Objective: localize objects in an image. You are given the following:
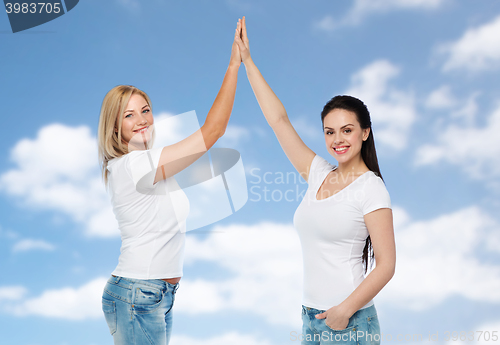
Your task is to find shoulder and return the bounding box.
[358,172,391,214]
[361,171,389,192]
[106,155,127,172]
[308,154,336,185]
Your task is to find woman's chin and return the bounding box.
[128,138,151,150]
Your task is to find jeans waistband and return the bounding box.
[302,304,377,318]
[107,275,179,293]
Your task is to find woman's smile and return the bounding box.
[333,145,350,154]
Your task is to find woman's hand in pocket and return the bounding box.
[315,305,350,331]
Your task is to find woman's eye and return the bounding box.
[325,131,333,135]
[143,109,150,114]
[344,129,351,133]
[125,114,132,118]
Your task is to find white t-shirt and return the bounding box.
[107,147,190,279]
[293,154,391,311]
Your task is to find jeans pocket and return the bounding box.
[102,297,117,335]
[133,285,163,312]
[321,320,358,344]
[324,321,356,333]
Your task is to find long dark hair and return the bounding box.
[321,95,383,273]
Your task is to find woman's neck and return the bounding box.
[335,155,369,176]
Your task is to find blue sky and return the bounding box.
[1,0,500,344]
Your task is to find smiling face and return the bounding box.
[116,93,154,150]
[323,108,370,164]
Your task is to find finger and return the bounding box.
[234,35,246,51]
[242,16,249,44]
[315,312,326,319]
[238,18,242,39]
[235,22,242,44]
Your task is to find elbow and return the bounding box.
[268,113,288,129]
[387,261,396,281]
[211,126,225,141]
[217,127,226,138]
[377,259,396,282]
[201,124,225,148]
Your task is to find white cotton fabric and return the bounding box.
[106,147,190,279]
[293,154,391,311]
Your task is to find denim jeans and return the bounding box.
[301,304,381,345]
[102,275,179,345]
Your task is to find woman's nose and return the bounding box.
[137,114,148,125]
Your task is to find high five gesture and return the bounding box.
[235,16,316,181]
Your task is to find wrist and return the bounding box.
[228,62,241,70]
[336,302,355,319]
[243,56,254,66]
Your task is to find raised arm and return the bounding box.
[235,16,315,181]
[151,22,242,184]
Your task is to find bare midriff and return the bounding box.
[112,275,181,285]
[162,277,181,284]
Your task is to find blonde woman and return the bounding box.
[235,17,395,345]
[97,22,242,344]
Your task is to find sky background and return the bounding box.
[1,0,500,344]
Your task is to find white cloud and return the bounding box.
[0,112,245,238]
[314,0,447,31]
[450,91,480,126]
[0,286,27,301]
[291,117,321,140]
[179,206,500,321]
[345,60,417,151]
[313,15,337,32]
[172,332,274,345]
[2,205,499,322]
[152,111,249,150]
[439,15,500,72]
[152,111,195,148]
[414,102,500,178]
[425,85,457,109]
[2,277,107,320]
[215,124,251,149]
[442,320,500,345]
[175,222,304,327]
[12,239,55,253]
[378,206,500,310]
[0,123,118,237]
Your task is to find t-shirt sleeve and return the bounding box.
[127,147,164,192]
[360,175,392,216]
[307,154,335,186]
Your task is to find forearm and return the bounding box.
[243,58,288,126]
[201,63,239,147]
[338,263,395,318]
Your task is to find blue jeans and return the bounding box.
[102,275,179,345]
[301,304,381,345]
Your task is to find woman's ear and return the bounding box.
[363,128,370,141]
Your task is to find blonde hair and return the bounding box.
[97,85,156,188]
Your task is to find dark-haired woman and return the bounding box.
[235,17,395,345]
